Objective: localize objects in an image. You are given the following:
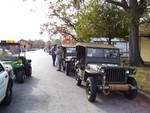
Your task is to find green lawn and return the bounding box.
[121,24,150,95]
[134,67,150,94]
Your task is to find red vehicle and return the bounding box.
[40,43,45,49]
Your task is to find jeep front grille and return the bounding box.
[105,68,126,83]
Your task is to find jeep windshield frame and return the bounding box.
[76,42,121,65]
[66,47,76,56]
[86,47,120,64]
[62,44,76,58]
[87,48,120,58]
[0,43,21,61]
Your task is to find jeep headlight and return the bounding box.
[125,69,130,74]
[65,57,71,61]
[100,68,105,74]
[18,59,23,64]
[71,58,74,61]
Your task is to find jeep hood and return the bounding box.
[87,63,120,72]
[65,56,76,61]
[66,56,76,59]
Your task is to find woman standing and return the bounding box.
[51,44,57,66]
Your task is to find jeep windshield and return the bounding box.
[0,45,20,61]
[66,47,76,55]
[87,48,119,58]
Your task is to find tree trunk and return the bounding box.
[108,32,112,44]
[129,21,145,66]
[105,0,146,66]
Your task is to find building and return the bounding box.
[18,39,33,50]
[139,23,150,62]
[91,38,129,56]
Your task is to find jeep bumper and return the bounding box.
[98,84,137,91]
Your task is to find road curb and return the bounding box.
[138,90,150,100]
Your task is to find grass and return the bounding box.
[115,24,150,95]
[133,67,150,95]
[121,58,150,95]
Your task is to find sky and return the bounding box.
[0,0,51,41]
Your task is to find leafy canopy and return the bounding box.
[75,0,130,42]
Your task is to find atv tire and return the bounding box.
[16,70,26,83]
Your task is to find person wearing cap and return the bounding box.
[51,44,57,66]
[55,45,63,71]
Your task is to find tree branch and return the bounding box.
[139,0,144,5]
[121,0,128,7]
[138,0,147,15]
[106,0,129,10]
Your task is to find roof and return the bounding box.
[76,42,117,49]
[18,39,33,45]
[62,44,76,48]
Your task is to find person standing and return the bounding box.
[56,45,63,71]
[51,44,57,66]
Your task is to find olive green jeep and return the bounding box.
[62,44,76,76]
[75,42,137,102]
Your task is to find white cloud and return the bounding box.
[0,0,50,41]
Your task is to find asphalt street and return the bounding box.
[0,49,150,113]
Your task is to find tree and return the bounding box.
[40,1,79,41]
[76,0,130,43]
[54,39,61,45]
[30,39,45,48]
[105,0,150,66]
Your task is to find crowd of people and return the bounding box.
[51,44,63,71]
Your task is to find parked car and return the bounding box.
[0,61,14,106]
[0,40,32,83]
[75,42,137,102]
[62,44,76,75]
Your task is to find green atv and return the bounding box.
[0,40,32,83]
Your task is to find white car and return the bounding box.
[0,61,14,106]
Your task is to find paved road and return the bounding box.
[0,49,150,113]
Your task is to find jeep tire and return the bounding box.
[66,62,70,76]
[76,76,82,86]
[86,77,97,102]
[124,77,137,100]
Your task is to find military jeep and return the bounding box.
[0,40,32,83]
[75,42,137,102]
[62,44,76,76]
